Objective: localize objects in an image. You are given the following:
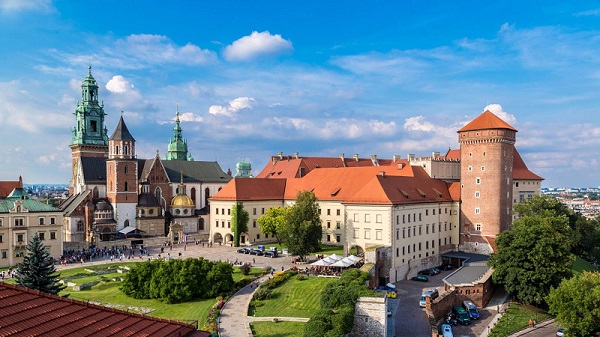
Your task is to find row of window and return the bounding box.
[394,237,453,257]
[467,165,486,172]
[397,222,453,239]
[351,213,383,223]
[352,229,384,240]
[0,218,57,227]
[0,231,57,244]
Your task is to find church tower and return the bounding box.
[458,110,517,253]
[165,106,193,161]
[106,115,138,230]
[70,66,109,193]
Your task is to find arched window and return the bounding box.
[124,181,128,191]
[198,218,204,231]
[155,187,163,207]
[191,188,196,207]
[115,146,119,155]
[124,145,129,156]
[124,220,130,227]
[204,188,210,206]
[124,165,128,174]
[93,187,99,199]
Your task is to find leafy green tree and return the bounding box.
[490,212,574,305]
[15,234,65,295]
[231,203,249,247]
[257,207,289,245]
[547,271,600,337]
[280,190,322,261]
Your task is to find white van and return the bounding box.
[419,289,439,307]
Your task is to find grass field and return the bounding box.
[489,302,552,337]
[250,321,306,337]
[572,255,597,276]
[252,276,335,318]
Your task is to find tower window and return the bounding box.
[476,223,482,231]
[481,166,485,171]
[476,177,481,184]
[91,120,98,132]
[475,208,480,214]
[475,191,480,198]
[468,166,472,171]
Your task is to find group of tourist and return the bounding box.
[60,245,149,265]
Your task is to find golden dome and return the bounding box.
[171,194,194,207]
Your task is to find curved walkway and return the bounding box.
[218,273,310,337]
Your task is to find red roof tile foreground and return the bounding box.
[513,150,544,181]
[458,110,517,132]
[0,282,209,337]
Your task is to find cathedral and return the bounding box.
[60,67,232,244]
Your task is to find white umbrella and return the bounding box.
[327,254,343,261]
[331,259,353,268]
[310,259,332,266]
[321,256,340,264]
[346,255,362,263]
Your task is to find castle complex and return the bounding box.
[53,68,543,282]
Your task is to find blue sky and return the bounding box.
[1,0,600,187]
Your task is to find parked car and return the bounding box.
[249,249,264,256]
[419,289,439,307]
[263,251,278,258]
[462,300,479,320]
[411,275,429,282]
[418,269,435,276]
[431,267,441,275]
[237,248,250,254]
[440,323,453,337]
[556,328,566,337]
[438,264,453,271]
[451,306,471,325]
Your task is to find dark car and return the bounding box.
[264,251,278,258]
[451,306,471,325]
[237,248,250,254]
[411,275,429,282]
[431,267,441,275]
[438,264,453,271]
[418,269,435,276]
[249,249,264,256]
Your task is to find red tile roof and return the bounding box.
[448,182,461,201]
[513,149,544,181]
[458,110,517,132]
[211,178,287,201]
[0,177,22,198]
[256,155,394,179]
[0,282,209,337]
[443,149,461,161]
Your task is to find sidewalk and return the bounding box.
[506,319,555,336]
[479,287,509,337]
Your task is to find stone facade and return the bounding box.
[350,296,387,337]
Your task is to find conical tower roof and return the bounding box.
[110,115,136,141]
[458,110,517,133]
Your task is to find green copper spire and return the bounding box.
[71,66,109,146]
[165,104,191,161]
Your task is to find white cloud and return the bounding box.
[178,112,204,123]
[574,9,600,17]
[223,31,293,61]
[106,75,134,94]
[209,97,255,117]
[113,34,216,66]
[403,116,435,132]
[483,103,517,126]
[36,153,56,165]
[0,0,53,12]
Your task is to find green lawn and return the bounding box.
[252,276,335,318]
[572,256,597,276]
[250,321,306,337]
[489,302,552,337]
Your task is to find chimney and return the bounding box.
[339,153,344,160]
[432,151,440,158]
[393,155,401,162]
[353,154,359,162]
[371,154,379,166]
[380,171,386,177]
[294,152,299,159]
[408,153,415,161]
[278,152,283,160]
[398,163,404,170]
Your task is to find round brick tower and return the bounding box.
[458,110,517,253]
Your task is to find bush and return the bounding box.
[263,266,273,275]
[253,287,273,301]
[296,274,308,281]
[251,300,264,307]
[235,277,253,289]
[239,263,251,275]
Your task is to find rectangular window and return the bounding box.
[419,213,422,221]
[39,218,44,225]
[364,229,371,239]
[402,228,406,238]
[475,208,480,214]
[426,209,429,216]
[376,230,382,240]
[475,191,480,198]
[402,214,405,223]
[336,209,341,216]
[262,208,265,214]
[396,248,399,257]
[336,235,341,242]
[402,246,405,255]
[228,209,231,215]
[376,214,382,223]
[227,221,231,228]
[432,225,435,233]
[476,223,481,231]
[17,234,24,242]
[418,242,422,251]
[418,226,422,235]
[432,240,435,248]
[336,221,341,229]
[327,209,331,216]
[365,214,371,223]
[353,229,359,239]
[327,221,331,229]
[433,209,436,215]
[0,235,2,243]
[221,221,225,228]
[14,218,24,226]
[50,217,55,225]
[326,234,331,242]
[413,227,416,236]
[426,225,429,234]
[216,208,219,215]
[38,232,45,241]
[396,230,399,240]
[354,213,359,222]
[1,251,5,259]
[0,218,2,226]
[426,241,429,249]
[253,208,257,215]
[256,234,260,239]
[476,177,481,184]
[253,220,257,228]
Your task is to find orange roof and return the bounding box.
[458,110,517,133]
[448,182,461,201]
[443,149,461,160]
[0,282,207,337]
[210,178,286,201]
[513,149,543,181]
[0,176,22,198]
[256,155,397,179]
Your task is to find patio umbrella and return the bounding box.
[327,254,343,261]
[346,255,362,263]
[330,259,353,268]
[310,259,332,266]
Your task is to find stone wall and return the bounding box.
[350,296,387,337]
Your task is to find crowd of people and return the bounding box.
[60,245,150,265]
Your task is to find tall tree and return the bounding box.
[489,211,574,305]
[258,207,289,245]
[16,234,65,295]
[547,271,600,337]
[231,203,249,247]
[280,190,322,261]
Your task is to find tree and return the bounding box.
[280,190,322,261]
[547,271,600,337]
[231,203,249,247]
[16,234,65,295]
[257,207,289,245]
[489,211,574,305]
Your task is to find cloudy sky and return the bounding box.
[1,1,600,187]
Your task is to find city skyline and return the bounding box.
[1,1,600,187]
